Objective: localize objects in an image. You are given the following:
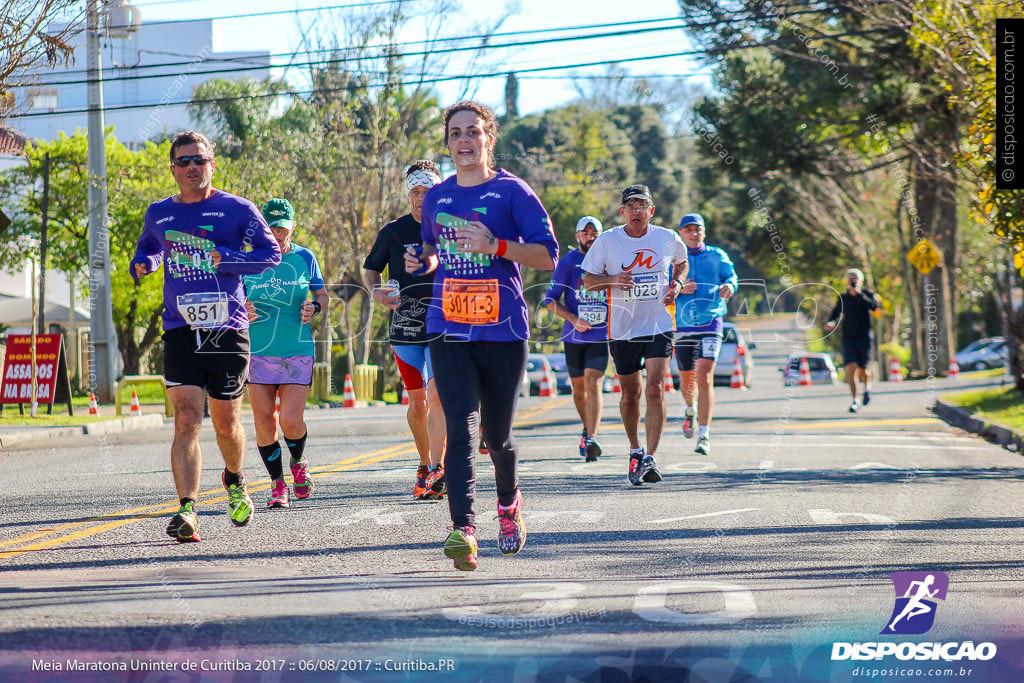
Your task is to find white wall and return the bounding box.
[10,19,271,144]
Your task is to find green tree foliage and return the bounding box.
[0,131,174,374]
[677,0,982,373]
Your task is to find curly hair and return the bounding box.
[405,159,441,177]
[443,101,499,167]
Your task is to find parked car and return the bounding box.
[525,353,553,395]
[545,353,573,394]
[955,337,1006,371]
[781,352,838,385]
[712,322,756,387]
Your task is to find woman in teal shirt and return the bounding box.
[243,198,329,508]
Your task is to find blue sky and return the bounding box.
[131,0,708,115]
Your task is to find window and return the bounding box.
[26,88,58,110]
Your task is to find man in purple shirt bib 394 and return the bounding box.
[542,215,610,462]
[131,130,281,543]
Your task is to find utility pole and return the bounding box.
[87,0,118,402]
[37,152,50,334]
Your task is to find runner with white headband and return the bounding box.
[364,160,448,500]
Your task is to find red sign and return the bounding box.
[1,334,63,404]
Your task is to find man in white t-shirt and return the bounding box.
[582,184,688,486]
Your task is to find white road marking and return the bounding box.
[647,508,761,524]
[633,582,757,625]
[849,462,901,470]
[808,508,895,525]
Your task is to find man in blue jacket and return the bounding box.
[673,213,737,456]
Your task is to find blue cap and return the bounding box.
[679,213,705,229]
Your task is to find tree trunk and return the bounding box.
[894,189,924,372]
[912,143,957,377]
[994,256,1024,393]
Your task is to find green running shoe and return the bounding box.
[222,474,254,527]
[443,526,479,571]
[166,502,201,543]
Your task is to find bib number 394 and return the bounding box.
[442,278,499,325]
[176,292,229,329]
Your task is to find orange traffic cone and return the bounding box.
[342,374,357,408]
[400,385,410,405]
[730,356,746,389]
[663,368,675,393]
[539,371,556,397]
[948,358,959,380]
[274,392,281,416]
[88,392,99,415]
[129,389,142,417]
[612,374,621,393]
[798,357,813,386]
[888,357,903,382]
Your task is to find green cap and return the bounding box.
[262,198,295,228]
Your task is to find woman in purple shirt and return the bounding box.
[405,101,558,571]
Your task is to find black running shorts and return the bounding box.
[608,332,673,376]
[163,326,250,400]
[674,333,723,372]
[563,341,610,379]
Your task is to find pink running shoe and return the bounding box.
[267,478,290,508]
[291,460,314,499]
[496,489,527,556]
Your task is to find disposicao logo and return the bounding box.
[882,571,947,635]
[831,571,997,663]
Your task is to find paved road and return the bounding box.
[1,317,1022,682]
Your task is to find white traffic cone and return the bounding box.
[88,392,99,416]
[888,357,903,382]
[798,358,813,386]
[343,374,358,408]
[611,374,621,393]
[539,371,556,397]
[129,389,142,417]
[663,368,675,393]
[730,356,746,389]
[948,358,959,380]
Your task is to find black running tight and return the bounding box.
[429,339,528,529]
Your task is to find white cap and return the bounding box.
[575,216,603,233]
[846,268,864,281]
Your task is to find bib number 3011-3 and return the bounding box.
[176,292,229,329]
[442,278,499,325]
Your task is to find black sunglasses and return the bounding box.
[171,155,212,167]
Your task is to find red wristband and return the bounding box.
[495,239,508,257]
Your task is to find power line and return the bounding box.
[16,6,848,88]
[25,6,844,79]
[105,0,422,30]
[24,15,696,79]
[22,22,700,88]
[6,27,896,120]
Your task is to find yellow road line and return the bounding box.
[0,450,416,561]
[787,417,941,430]
[0,443,410,551]
[0,400,567,559]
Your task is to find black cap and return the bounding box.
[620,184,652,205]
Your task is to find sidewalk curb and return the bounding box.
[0,414,166,449]
[931,399,1024,454]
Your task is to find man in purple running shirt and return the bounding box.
[132,130,281,542]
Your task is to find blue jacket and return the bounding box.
[673,245,738,329]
